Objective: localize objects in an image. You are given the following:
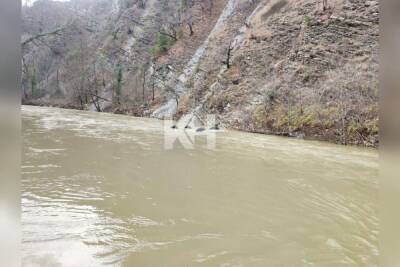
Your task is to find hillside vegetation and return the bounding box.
[22,0,379,146]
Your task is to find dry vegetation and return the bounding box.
[22,0,379,146]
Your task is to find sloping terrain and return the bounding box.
[22,0,379,146]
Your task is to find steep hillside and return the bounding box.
[22,0,379,146]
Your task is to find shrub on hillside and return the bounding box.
[150,33,176,57]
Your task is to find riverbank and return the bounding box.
[22,99,84,110]
[22,102,378,148]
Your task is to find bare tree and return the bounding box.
[21,26,66,48]
[114,64,123,106]
[142,66,148,103]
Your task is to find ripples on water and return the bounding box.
[22,106,378,266]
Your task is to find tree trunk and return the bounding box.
[142,70,146,102]
[56,68,60,92]
[152,82,155,101]
[78,95,84,110]
[340,86,347,145]
[225,42,233,69]
[188,23,194,36]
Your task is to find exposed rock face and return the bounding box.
[172,0,379,146]
[22,0,379,146]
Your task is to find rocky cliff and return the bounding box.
[22,0,379,146]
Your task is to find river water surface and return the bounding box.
[22,105,379,267]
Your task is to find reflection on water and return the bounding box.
[22,105,379,266]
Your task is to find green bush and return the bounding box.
[304,15,312,27]
[150,33,175,57]
[264,88,278,103]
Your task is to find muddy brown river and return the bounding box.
[22,105,379,266]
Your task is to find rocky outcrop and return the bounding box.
[166,0,379,146]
